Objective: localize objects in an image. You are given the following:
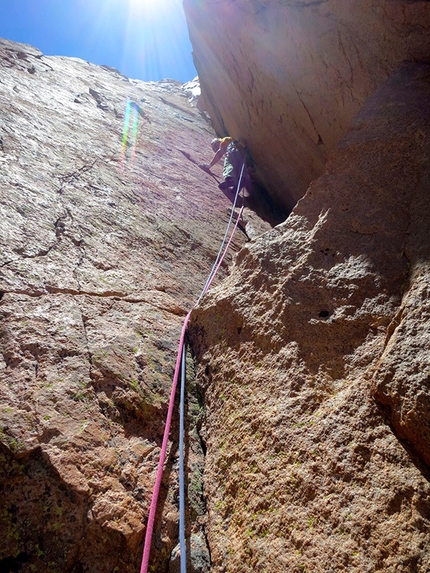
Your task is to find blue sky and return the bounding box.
[0,0,197,82]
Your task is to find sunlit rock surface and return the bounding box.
[0,37,259,572]
[184,0,430,213]
[189,62,430,573]
[2,3,430,569]
[183,4,430,568]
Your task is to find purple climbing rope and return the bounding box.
[140,160,247,573]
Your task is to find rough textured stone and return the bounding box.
[2,11,430,572]
[0,37,260,572]
[184,0,430,213]
[189,63,430,572]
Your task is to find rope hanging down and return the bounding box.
[179,343,187,573]
[140,160,247,573]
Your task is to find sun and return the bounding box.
[85,0,193,81]
[124,0,173,15]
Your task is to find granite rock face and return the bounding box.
[0,37,255,572]
[189,62,430,572]
[184,0,430,212]
[2,6,430,571]
[182,13,430,568]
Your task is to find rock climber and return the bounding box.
[200,137,252,207]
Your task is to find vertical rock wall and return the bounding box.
[0,38,249,573]
[189,63,430,572]
[183,0,430,212]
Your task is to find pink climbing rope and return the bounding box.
[139,206,245,573]
[139,310,191,573]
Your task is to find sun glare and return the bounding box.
[123,0,172,15]
[77,0,195,81]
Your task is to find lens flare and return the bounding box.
[119,98,140,173]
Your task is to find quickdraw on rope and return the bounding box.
[140,160,247,573]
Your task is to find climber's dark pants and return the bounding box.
[218,174,251,208]
[218,181,244,207]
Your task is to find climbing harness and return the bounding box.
[139,160,246,573]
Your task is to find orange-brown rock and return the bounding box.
[2,3,430,570]
[0,37,258,572]
[184,0,430,212]
[189,62,430,572]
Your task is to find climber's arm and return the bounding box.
[208,146,226,168]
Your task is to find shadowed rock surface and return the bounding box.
[184,0,430,212]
